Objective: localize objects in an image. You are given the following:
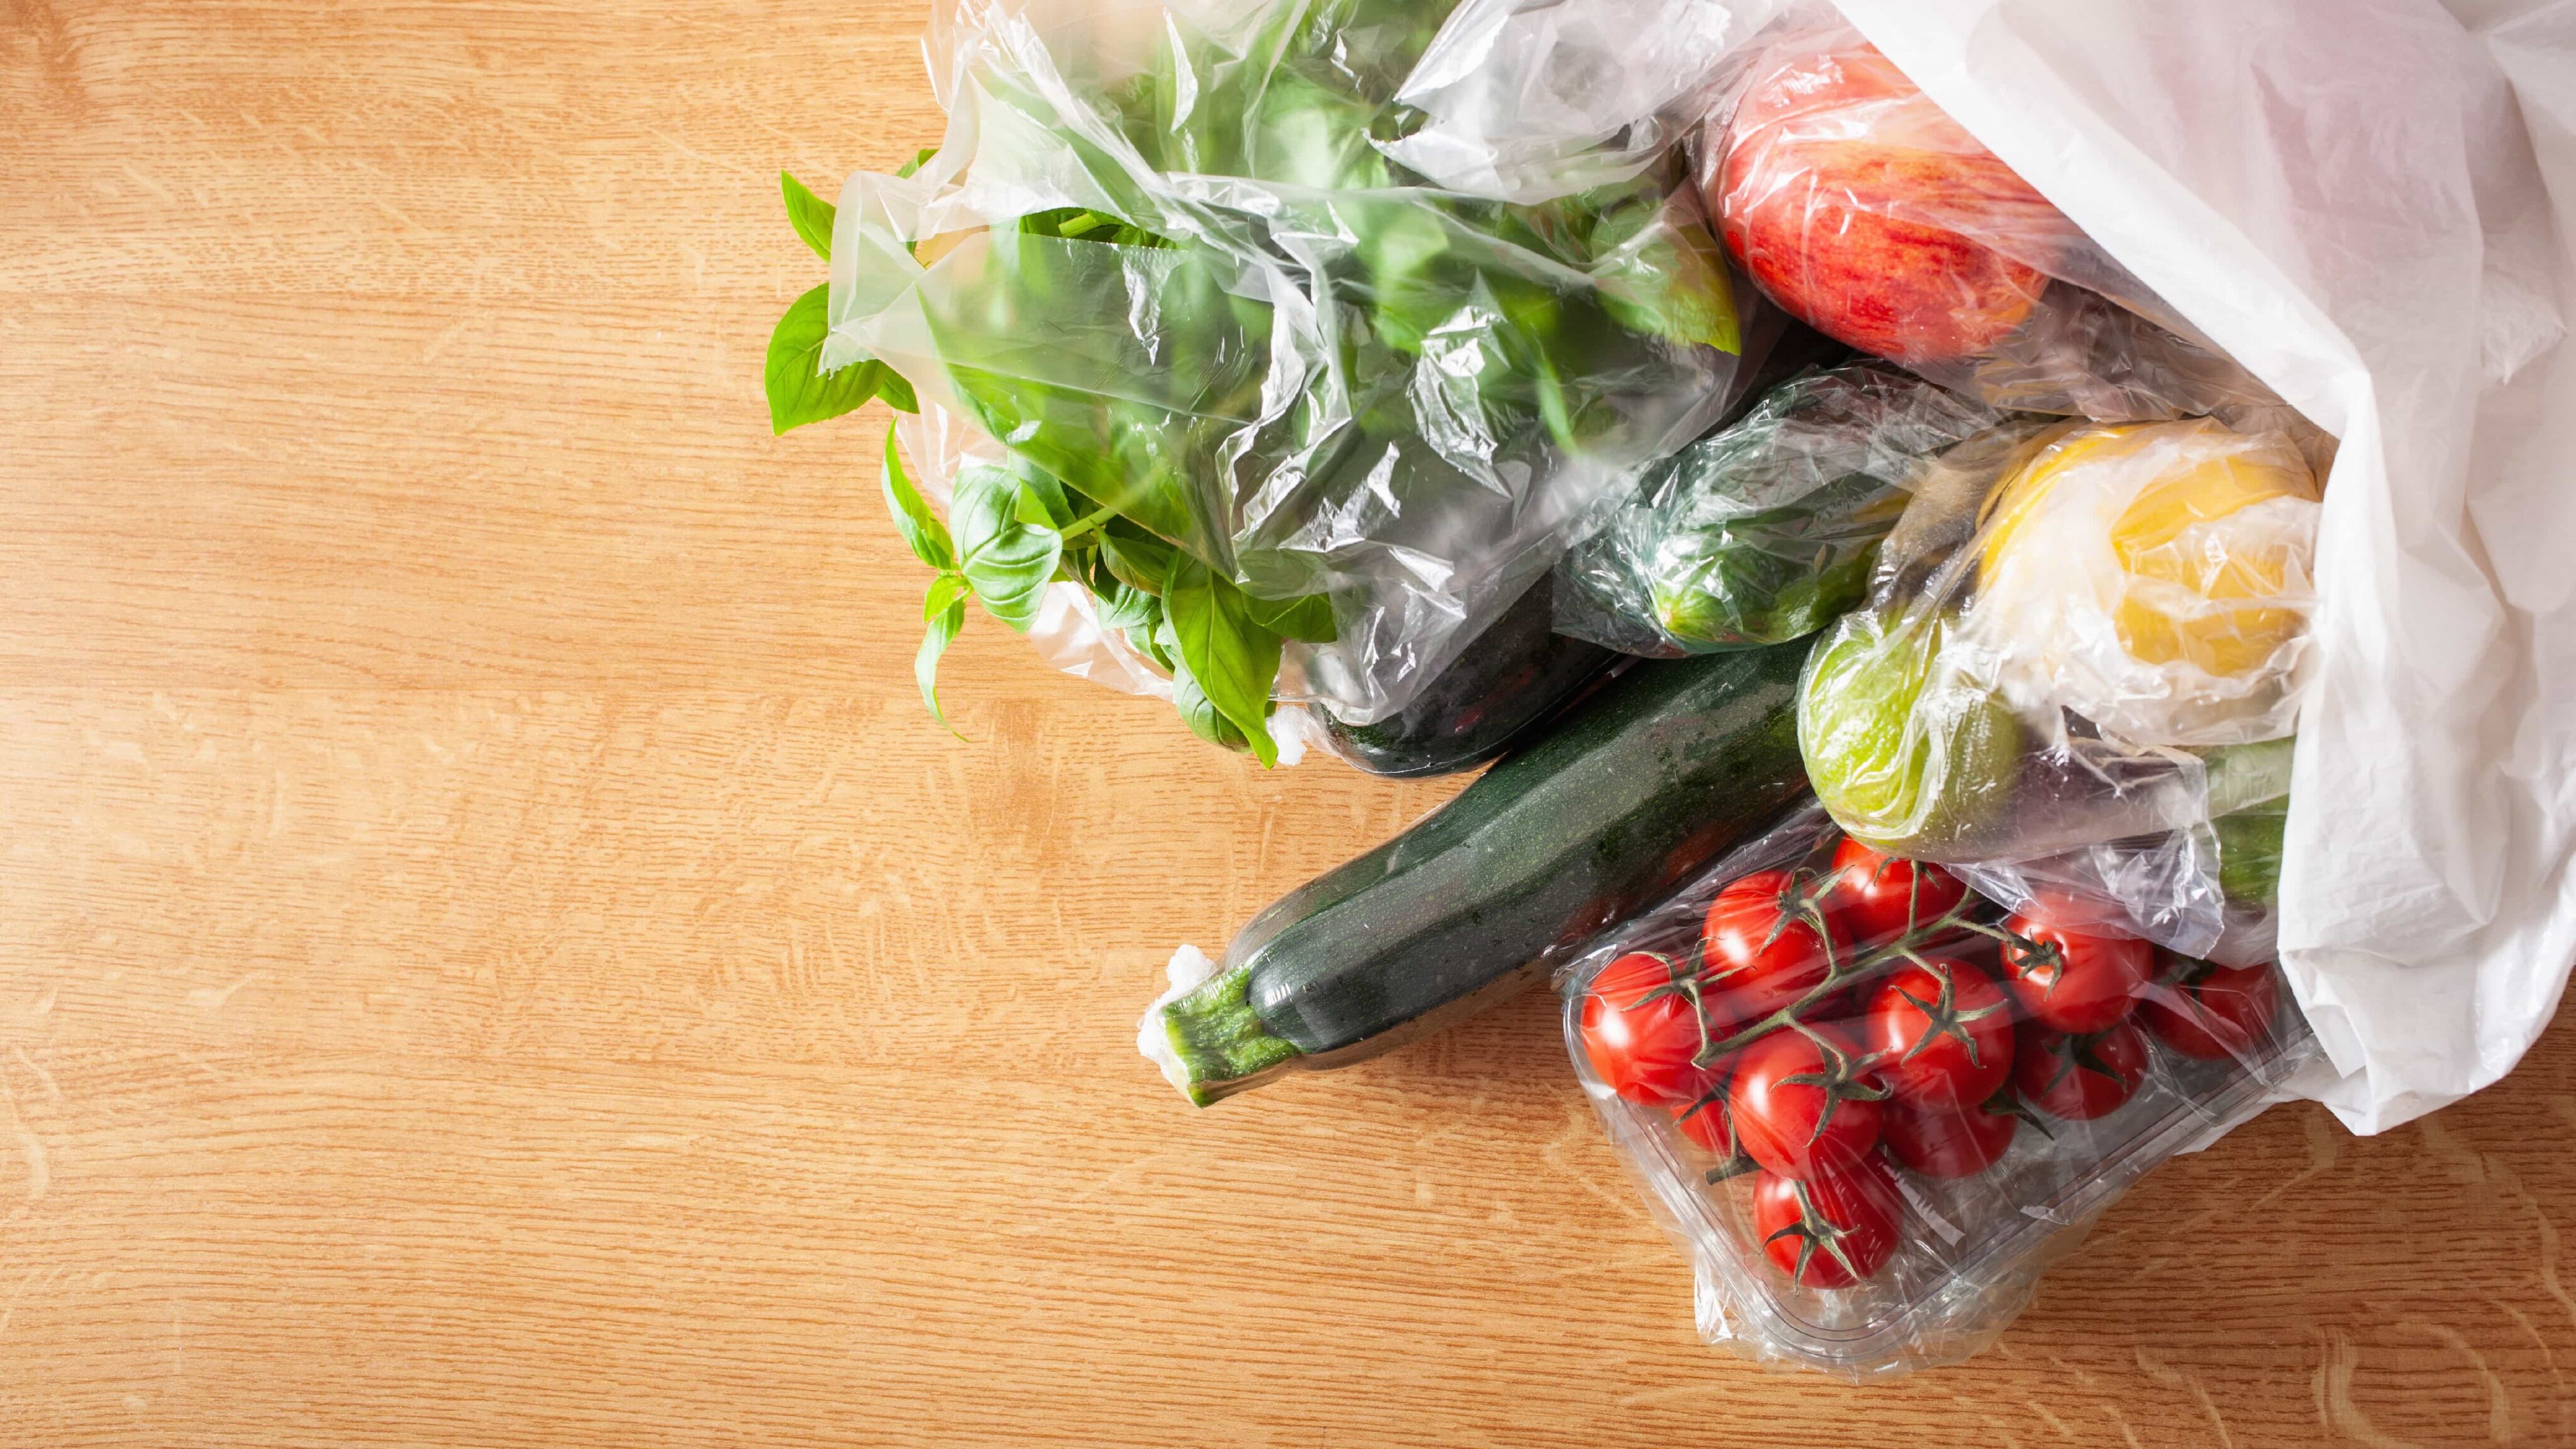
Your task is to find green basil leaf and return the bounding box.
[877,367,918,414]
[894,147,940,180]
[953,464,1063,633]
[1101,531,1177,597]
[1163,555,1281,767]
[880,426,956,570]
[768,285,894,435]
[782,172,836,262]
[918,592,967,738]
[1091,579,1161,633]
[1092,540,1168,631]
[1018,206,1174,249]
[1169,652,1249,752]
[1243,592,1336,644]
[1078,544,1121,600]
[1579,175,1742,355]
[1013,467,1078,531]
[1128,623,1175,673]
[924,571,970,620]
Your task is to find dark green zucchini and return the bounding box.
[1150,641,1813,1104]
[1320,572,1619,779]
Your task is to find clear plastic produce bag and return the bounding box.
[1794,414,2316,950]
[1561,804,2315,1377]
[1552,362,2003,657]
[1704,10,2289,425]
[1377,0,1790,204]
[821,0,1779,747]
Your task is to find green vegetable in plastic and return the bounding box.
[2216,804,2287,906]
[1646,473,1908,648]
[1560,365,2002,655]
[1799,610,2020,855]
[763,0,1738,757]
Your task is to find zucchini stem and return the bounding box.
[1156,965,1303,1106]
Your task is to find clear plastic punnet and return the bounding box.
[1552,362,2003,658]
[1559,803,2316,1377]
[824,0,1785,748]
[1705,11,2289,426]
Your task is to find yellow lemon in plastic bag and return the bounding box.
[1967,419,2320,748]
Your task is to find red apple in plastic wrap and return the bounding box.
[1712,33,2068,369]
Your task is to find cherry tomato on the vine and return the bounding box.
[1753,1158,1903,1287]
[1999,899,2151,1033]
[1703,868,1848,1029]
[1828,838,1968,945]
[1729,1024,1885,1179]
[1668,1055,1745,1157]
[2014,1019,2148,1121]
[1579,952,1720,1106]
[1882,1094,2021,1178]
[2138,955,2280,1062]
[1862,957,2014,1109]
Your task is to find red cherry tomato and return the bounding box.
[1882,1096,2020,1178]
[1729,1025,1885,1179]
[2139,955,2281,1062]
[1999,902,2151,1033]
[1862,957,2015,1109]
[1579,952,1719,1106]
[1669,1059,1743,1157]
[1674,1097,1730,1155]
[1828,838,1969,945]
[1703,869,1849,1027]
[2015,1019,2148,1121]
[1753,1158,1903,1288]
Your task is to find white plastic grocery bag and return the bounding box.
[1827,0,2576,1134]
[1412,0,2576,1133]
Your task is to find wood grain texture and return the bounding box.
[3,3,2573,1445]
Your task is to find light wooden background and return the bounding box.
[3,3,2573,1445]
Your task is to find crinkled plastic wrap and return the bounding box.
[1379,0,1789,204]
[1314,570,1620,778]
[1795,414,2317,954]
[1706,11,2285,425]
[1558,804,2315,1377]
[828,0,1768,726]
[1552,363,2002,657]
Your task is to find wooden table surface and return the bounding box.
[5,3,2574,1445]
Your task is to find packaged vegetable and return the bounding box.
[1789,406,2314,954]
[1317,572,1618,779]
[1706,12,2280,425]
[1142,643,1811,1104]
[780,0,1787,760]
[1552,362,2003,657]
[1560,805,2316,1377]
